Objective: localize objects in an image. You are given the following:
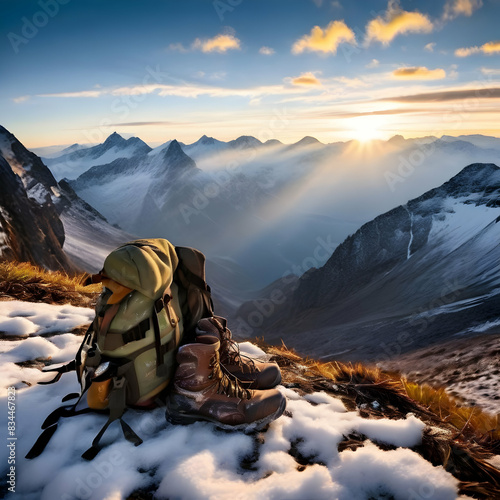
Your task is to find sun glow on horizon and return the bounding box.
[345,115,391,143]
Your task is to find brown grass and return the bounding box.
[0,260,100,307]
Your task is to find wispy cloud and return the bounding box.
[259,46,275,55]
[332,76,369,87]
[365,0,433,46]
[32,81,314,102]
[443,0,482,20]
[107,121,178,127]
[292,20,355,55]
[424,42,436,52]
[168,32,241,54]
[379,87,500,103]
[38,90,103,98]
[290,72,322,86]
[366,59,380,68]
[320,107,437,118]
[12,95,30,103]
[481,67,500,76]
[167,42,189,53]
[392,66,446,80]
[455,40,500,57]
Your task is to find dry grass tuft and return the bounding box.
[0,260,100,307]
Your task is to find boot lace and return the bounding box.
[208,354,251,400]
[211,318,257,374]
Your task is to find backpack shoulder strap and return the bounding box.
[174,246,214,342]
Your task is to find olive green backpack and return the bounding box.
[26,238,214,460]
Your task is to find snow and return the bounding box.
[0,300,467,499]
[427,198,499,255]
[47,143,146,181]
[0,300,94,337]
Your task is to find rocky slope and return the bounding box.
[235,163,500,362]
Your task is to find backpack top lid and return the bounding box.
[102,238,179,301]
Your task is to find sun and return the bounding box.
[347,115,388,143]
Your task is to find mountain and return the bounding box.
[0,154,73,271]
[235,163,500,362]
[228,135,263,149]
[0,126,74,271]
[290,136,323,148]
[182,135,228,160]
[44,132,152,180]
[0,125,132,272]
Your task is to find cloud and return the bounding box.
[443,0,482,20]
[34,81,316,103]
[168,42,189,53]
[482,41,500,54]
[321,107,437,118]
[392,66,446,80]
[481,67,500,76]
[38,90,103,98]
[379,87,500,103]
[365,0,433,46]
[291,72,322,86]
[192,33,240,53]
[366,59,380,68]
[106,121,178,127]
[455,40,500,57]
[331,1,342,8]
[13,95,30,103]
[259,46,275,55]
[292,20,356,55]
[332,76,369,87]
[424,42,436,52]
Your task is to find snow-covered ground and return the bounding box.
[0,301,470,499]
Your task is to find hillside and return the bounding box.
[0,270,498,499]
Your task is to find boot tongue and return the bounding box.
[196,335,219,346]
[195,318,221,339]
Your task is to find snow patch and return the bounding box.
[0,301,93,337]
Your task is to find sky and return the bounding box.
[1,0,500,148]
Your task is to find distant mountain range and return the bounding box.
[34,130,500,287]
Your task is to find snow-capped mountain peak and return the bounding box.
[102,131,127,148]
[292,136,322,147]
[44,132,152,181]
[228,135,263,149]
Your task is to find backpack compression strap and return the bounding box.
[81,375,142,461]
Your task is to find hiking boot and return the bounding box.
[195,316,282,389]
[165,336,286,429]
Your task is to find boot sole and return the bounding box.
[165,396,287,432]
